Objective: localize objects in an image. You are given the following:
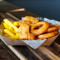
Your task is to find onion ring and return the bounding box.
[47,25,59,32]
[47,26,58,32]
[38,31,58,39]
[31,21,49,35]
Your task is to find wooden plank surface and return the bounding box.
[0,1,60,60]
[0,40,20,60]
[5,12,60,60]
[0,1,21,12]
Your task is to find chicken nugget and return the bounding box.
[19,23,29,40]
[23,16,39,24]
[19,20,32,26]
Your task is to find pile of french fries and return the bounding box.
[2,19,20,39]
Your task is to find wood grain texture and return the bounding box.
[47,42,60,57]
[14,46,40,60]
[5,9,60,60]
[0,1,60,60]
[0,40,20,60]
[9,8,25,12]
[5,12,60,60]
[7,12,60,60]
[37,47,60,60]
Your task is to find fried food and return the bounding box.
[3,23,9,29]
[23,16,39,24]
[19,23,29,34]
[13,21,19,27]
[53,24,60,29]
[3,22,15,33]
[4,33,19,39]
[4,29,15,37]
[19,23,29,40]
[2,16,59,40]
[38,31,58,39]
[9,35,20,39]
[47,26,58,32]
[19,20,32,26]
[46,24,59,32]
[0,22,4,29]
[31,21,49,35]
[3,19,18,33]
[3,33,11,38]
[27,33,35,40]
[9,27,14,32]
[19,33,35,40]
[19,23,35,40]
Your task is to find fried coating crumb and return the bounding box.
[19,23,35,40]
[23,16,39,24]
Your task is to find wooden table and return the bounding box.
[0,1,60,60]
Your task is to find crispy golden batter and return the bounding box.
[23,16,39,24]
[19,23,35,40]
[47,26,58,32]
[46,24,59,32]
[31,21,49,36]
[38,31,58,39]
[19,23,29,40]
[2,17,59,40]
[19,20,32,26]
[19,23,29,34]
[27,33,35,40]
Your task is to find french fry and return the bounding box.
[9,35,19,39]
[3,23,15,33]
[3,23,9,29]
[3,19,18,33]
[3,34,14,39]
[9,27,15,33]
[16,33,20,36]
[4,29,15,37]
[13,21,19,27]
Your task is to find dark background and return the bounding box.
[5,0,60,21]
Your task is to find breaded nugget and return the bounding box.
[23,16,39,24]
[19,20,32,26]
[27,33,35,40]
[19,23,35,40]
[19,23,29,40]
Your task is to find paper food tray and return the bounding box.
[0,17,60,49]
